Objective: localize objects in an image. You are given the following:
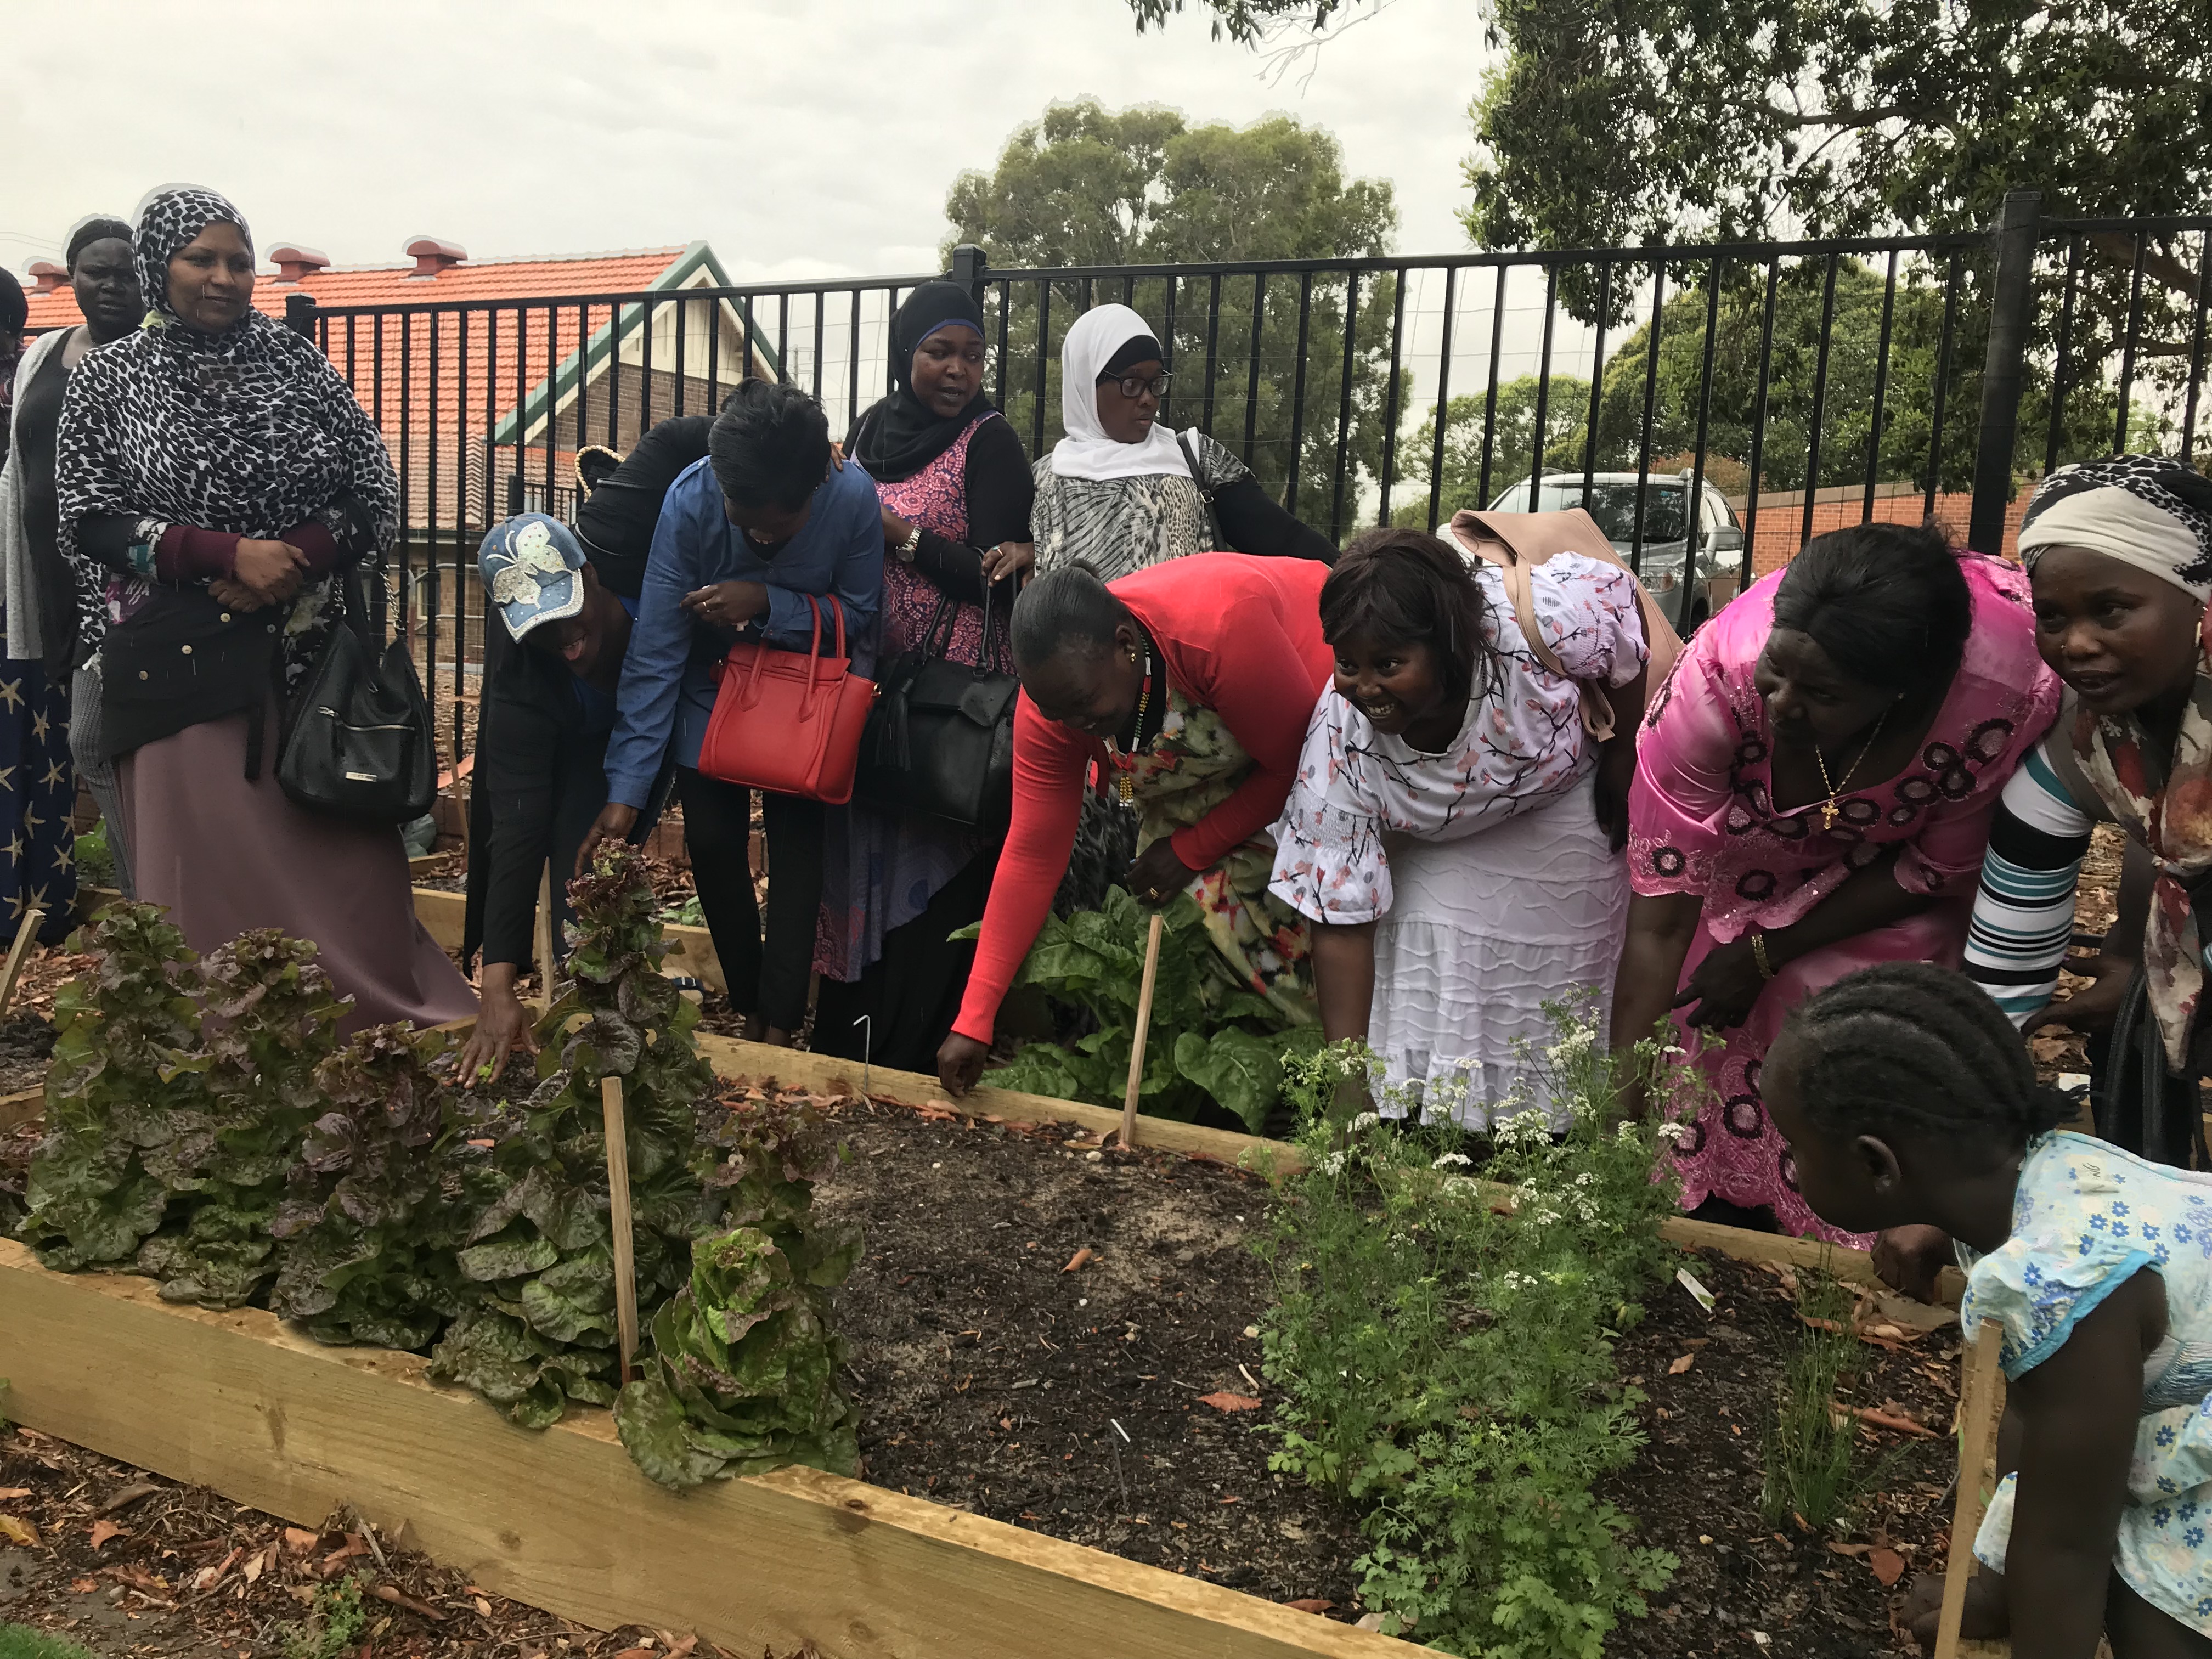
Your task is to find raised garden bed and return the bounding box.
[1,1026,1972,1657]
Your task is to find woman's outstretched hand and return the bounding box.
[1126,839,1197,909]
[575,802,639,876]
[1672,934,1767,1030]
[938,1032,990,1097]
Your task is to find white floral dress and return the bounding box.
[1970,1131,2212,1632]
[1267,551,1646,1128]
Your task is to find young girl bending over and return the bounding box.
[1765,961,2212,1658]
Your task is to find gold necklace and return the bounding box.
[1814,707,1889,831]
[1115,651,1152,805]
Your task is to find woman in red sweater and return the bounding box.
[936,553,1334,1095]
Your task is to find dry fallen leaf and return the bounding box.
[370,1582,446,1621]
[99,1481,161,1514]
[70,1577,99,1594]
[613,1650,658,1659]
[1668,1353,1697,1375]
[2029,1035,2072,1064]
[89,1519,126,1550]
[1062,1247,1094,1273]
[1827,1541,1872,1558]
[474,1596,494,1617]
[1285,1598,1336,1615]
[1198,1391,1262,1413]
[0,1515,40,1547]
[283,1527,320,1555]
[1868,1546,1907,1587]
[0,1488,30,1502]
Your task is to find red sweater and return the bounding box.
[954,554,1334,1045]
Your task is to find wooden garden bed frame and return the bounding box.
[8,910,1960,1652]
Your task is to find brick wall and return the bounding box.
[1741,483,2031,578]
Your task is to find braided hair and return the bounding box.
[1779,963,2075,1149]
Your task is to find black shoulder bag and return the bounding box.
[853,575,1019,833]
[1176,430,1224,550]
[276,567,437,825]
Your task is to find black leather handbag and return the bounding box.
[277,569,437,825]
[853,577,1018,832]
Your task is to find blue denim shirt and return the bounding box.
[603,455,884,808]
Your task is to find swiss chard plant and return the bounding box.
[431,849,727,1429]
[616,1091,860,1488]
[1255,1005,1691,1657]
[19,904,202,1270]
[976,887,1322,1133]
[270,1023,471,1348]
[134,932,348,1308]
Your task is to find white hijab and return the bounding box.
[1049,303,1194,482]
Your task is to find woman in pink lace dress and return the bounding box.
[1610,521,2060,1242]
[812,282,1034,1072]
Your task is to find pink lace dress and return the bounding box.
[1627,552,2061,1240]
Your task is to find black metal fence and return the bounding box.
[274,191,2208,767]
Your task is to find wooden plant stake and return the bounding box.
[600,1075,641,1381]
[1120,911,1166,1150]
[0,906,44,1020]
[1934,1317,2006,1659]
[534,862,556,1011]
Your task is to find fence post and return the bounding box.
[284,292,318,338]
[1967,189,2040,555]
[949,243,989,301]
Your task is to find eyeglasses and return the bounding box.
[1097,370,1173,400]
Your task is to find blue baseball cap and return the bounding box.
[479,513,586,641]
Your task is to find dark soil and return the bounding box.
[1604,1246,1962,1658]
[810,1091,1369,1615]
[0,1014,54,1097]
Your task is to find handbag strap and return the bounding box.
[1175,431,1223,550]
[1494,548,1617,744]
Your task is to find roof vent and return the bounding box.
[269,245,331,285]
[403,236,467,278]
[27,261,66,296]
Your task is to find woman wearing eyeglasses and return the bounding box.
[1025,304,1336,584]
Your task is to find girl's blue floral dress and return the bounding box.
[1967,1130,2212,1632]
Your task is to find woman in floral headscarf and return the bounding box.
[54,185,472,1029]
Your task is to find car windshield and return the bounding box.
[1502,482,1689,546]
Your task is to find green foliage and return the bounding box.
[615,1104,860,1491]
[1255,1007,1688,1655]
[277,1577,368,1659]
[134,931,348,1308]
[71,822,113,890]
[431,848,728,1428]
[978,886,1320,1132]
[944,99,1400,539]
[20,904,202,1269]
[270,1024,471,1348]
[1761,1272,1871,1532]
[0,1624,97,1659]
[1390,376,1594,528]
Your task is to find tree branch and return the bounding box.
[2089,233,2204,305]
[1773,103,1923,131]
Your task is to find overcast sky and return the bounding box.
[2,0,1488,282]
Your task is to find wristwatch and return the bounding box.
[894,526,922,563]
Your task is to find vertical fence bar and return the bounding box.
[543,304,558,512]
[1741,259,1782,591]
[1862,247,1899,520]
[427,309,443,744]
[811,292,826,399]
[1378,268,1407,522]
[1629,260,1668,572]
[602,298,619,448]
[1159,275,1179,428]
[1243,275,1267,469]
[673,292,688,417]
[1526,264,1560,510]
[847,289,863,437]
[994,280,1011,409]
[1579,261,1613,510]
[1800,255,1841,546]
[1201,272,1223,439]
[484,307,500,532]
[1330,271,1361,544]
[1681,258,1723,630]
[2182,233,2210,466]
[776,294,789,387]
[398,312,413,646]
[1926,252,1962,520]
[1426,266,1459,534]
[1476,264,1509,507]
[1969,189,2041,554]
[454,306,471,762]
[1284,270,1316,514]
[2114,232,2148,452]
[1033,281,1053,458]
[2044,235,2082,476]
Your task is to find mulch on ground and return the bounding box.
[1605,1246,1962,1658]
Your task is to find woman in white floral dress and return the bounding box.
[1269,527,1648,1127]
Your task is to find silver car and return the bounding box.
[1483,471,1747,633]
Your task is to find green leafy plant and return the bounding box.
[71,821,114,890]
[1255,1005,1687,1656]
[270,1023,469,1348]
[977,887,1321,1132]
[19,904,202,1269]
[0,1624,98,1659]
[134,931,348,1307]
[431,849,727,1427]
[1761,1272,1873,1532]
[277,1577,368,1659]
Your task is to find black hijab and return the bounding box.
[849,280,990,484]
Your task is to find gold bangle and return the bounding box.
[1751,932,1776,981]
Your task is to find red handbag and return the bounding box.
[695,595,875,804]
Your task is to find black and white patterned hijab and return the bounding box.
[54,185,397,577]
[2017,454,2212,599]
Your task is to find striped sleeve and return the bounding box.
[1961,743,2097,1025]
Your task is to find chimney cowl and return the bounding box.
[403,236,467,278]
[27,260,66,296]
[268,245,332,285]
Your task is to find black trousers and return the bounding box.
[676,768,823,1032]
